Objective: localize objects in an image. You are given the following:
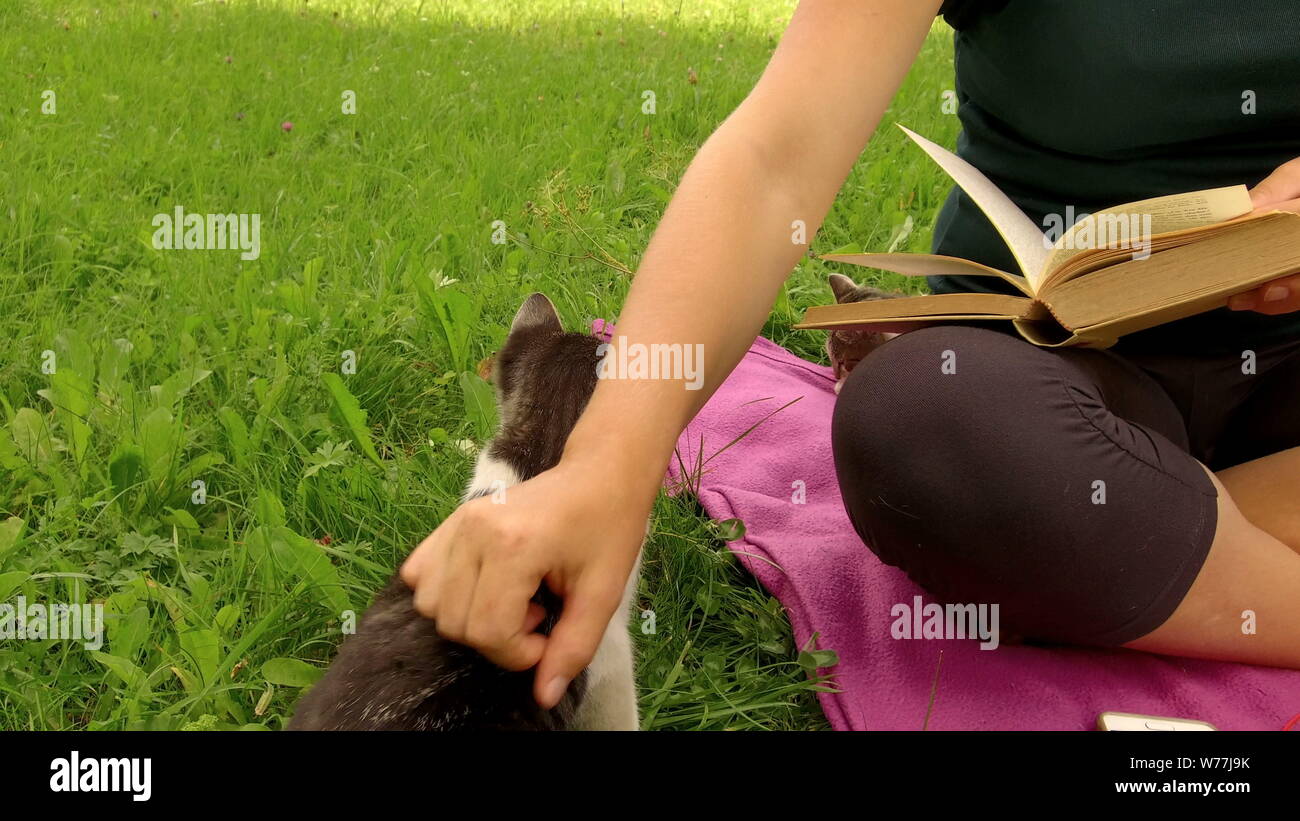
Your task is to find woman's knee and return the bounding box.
[831,325,1046,495]
[829,326,1047,573]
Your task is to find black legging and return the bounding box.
[830,324,1300,646]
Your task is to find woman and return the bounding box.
[403,0,1300,709]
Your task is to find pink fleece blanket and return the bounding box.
[594,320,1300,730]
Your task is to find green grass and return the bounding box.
[0,0,958,730]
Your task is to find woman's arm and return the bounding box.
[567,0,945,459]
[401,0,945,708]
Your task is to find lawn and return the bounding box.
[0,0,958,730]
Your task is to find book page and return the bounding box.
[1041,211,1270,292]
[818,251,1034,296]
[1042,186,1252,275]
[1045,212,1300,331]
[795,292,1035,330]
[897,125,1051,288]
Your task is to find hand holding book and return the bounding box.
[1230,157,1300,315]
[796,127,1300,347]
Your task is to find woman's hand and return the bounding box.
[400,455,651,709]
[1228,157,1300,315]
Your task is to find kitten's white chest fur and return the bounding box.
[465,449,642,731]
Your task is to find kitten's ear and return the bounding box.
[828,274,858,303]
[509,292,563,336]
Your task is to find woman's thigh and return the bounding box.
[1123,463,1300,668]
[1219,446,1300,553]
[830,324,1219,646]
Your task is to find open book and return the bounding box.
[795,125,1300,347]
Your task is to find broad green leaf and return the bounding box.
[261,657,323,687]
[0,427,22,471]
[173,452,224,493]
[10,408,55,466]
[710,518,747,542]
[142,578,188,625]
[97,337,133,401]
[214,603,240,635]
[108,443,145,499]
[411,274,477,372]
[249,355,291,451]
[321,373,382,466]
[105,606,149,663]
[178,628,222,685]
[163,507,201,531]
[458,371,497,440]
[797,648,840,673]
[54,329,95,380]
[92,651,147,691]
[186,574,210,609]
[104,586,141,617]
[217,407,250,465]
[37,366,93,466]
[0,570,29,601]
[253,487,285,528]
[140,407,181,483]
[269,526,350,614]
[0,517,25,565]
[151,367,212,409]
[170,665,199,693]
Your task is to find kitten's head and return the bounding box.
[487,293,603,478]
[825,274,902,392]
[828,272,901,305]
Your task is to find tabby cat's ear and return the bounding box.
[828,273,858,303]
[509,292,563,336]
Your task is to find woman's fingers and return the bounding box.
[400,523,445,591]
[431,531,480,642]
[1228,272,1300,315]
[1249,157,1300,210]
[1232,158,1300,315]
[1251,196,1300,216]
[533,572,624,709]
[403,503,551,670]
[523,602,547,634]
[463,561,548,671]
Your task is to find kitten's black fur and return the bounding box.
[288,294,604,730]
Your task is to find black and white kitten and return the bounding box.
[288,293,641,731]
[825,273,903,393]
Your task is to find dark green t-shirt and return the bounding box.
[932,0,1300,352]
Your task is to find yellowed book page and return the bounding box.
[795,292,1033,331]
[1011,317,1110,349]
[897,125,1051,287]
[794,315,1020,336]
[1044,212,1300,331]
[818,251,1034,296]
[1042,185,1252,275]
[1041,211,1271,291]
